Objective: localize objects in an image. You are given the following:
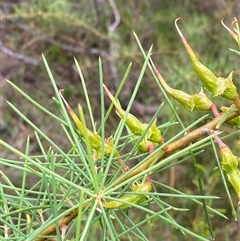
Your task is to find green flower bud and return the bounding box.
[175,18,238,101]
[60,90,120,159]
[143,119,163,143]
[152,62,213,111]
[103,84,163,146]
[102,177,152,209]
[220,145,240,200]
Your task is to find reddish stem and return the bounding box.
[210,103,219,117]
[213,134,227,149]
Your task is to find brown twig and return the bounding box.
[35,201,90,241]
[0,41,38,65]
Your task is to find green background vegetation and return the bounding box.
[1,0,240,240]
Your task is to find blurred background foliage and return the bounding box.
[1,0,240,240]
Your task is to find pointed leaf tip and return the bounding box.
[175,18,182,33]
